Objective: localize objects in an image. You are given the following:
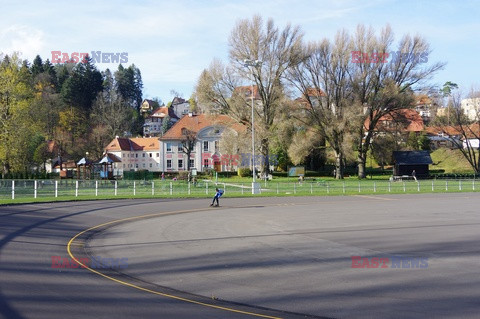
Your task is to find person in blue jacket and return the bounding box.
[210,188,224,206]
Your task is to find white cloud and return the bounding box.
[0,25,45,60]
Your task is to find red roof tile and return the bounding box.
[161,114,245,140]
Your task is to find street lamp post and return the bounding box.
[243,59,262,194]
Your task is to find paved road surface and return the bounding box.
[1,194,479,318]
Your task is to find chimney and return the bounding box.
[188,112,194,117]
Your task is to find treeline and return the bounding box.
[0,53,144,176]
[195,16,445,179]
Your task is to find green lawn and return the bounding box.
[1,178,479,205]
[430,148,477,174]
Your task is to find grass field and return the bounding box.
[1,178,479,205]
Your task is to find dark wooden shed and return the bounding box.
[393,151,433,178]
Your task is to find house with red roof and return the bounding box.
[160,113,245,172]
[104,137,161,176]
[366,108,425,135]
[143,106,179,137]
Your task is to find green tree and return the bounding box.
[0,53,35,175]
[61,55,103,111]
[161,115,172,135]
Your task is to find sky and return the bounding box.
[1,0,479,102]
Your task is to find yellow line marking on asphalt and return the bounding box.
[67,207,283,319]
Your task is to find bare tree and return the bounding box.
[180,128,197,171]
[438,91,480,173]
[195,15,303,174]
[288,31,361,179]
[288,25,444,179]
[351,25,444,178]
[91,92,132,138]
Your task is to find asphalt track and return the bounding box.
[1,193,480,319]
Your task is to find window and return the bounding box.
[214,129,220,134]
[143,153,146,158]
[189,159,194,169]
[135,164,138,168]
[149,163,152,168]
[143,163,145,168]
[178,143,183,152]
[214,141,219,152]
[203,159,209,168]
[149,153,152,158]
[178,159,183,169]
[123,164,125,168]
[166,143,172,152]
[156,153,159,157]
[135,153,138,158]
[167,160,172,169]
[203,141,209,152]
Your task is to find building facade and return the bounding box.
[104,137,162,176]
[159,113,245,173]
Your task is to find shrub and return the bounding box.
[238,167,252,177]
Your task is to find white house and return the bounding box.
[461,98,480,121]
[159,113,245,172]
[170,97,191,118]
[104,137,161,175]
[143,106,179,137]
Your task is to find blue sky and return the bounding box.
[1,0,479,102]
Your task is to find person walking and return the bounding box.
[210,188,224,207]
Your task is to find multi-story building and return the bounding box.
[170,97,191,118]
[461,98,480,121]
[159,113,245,172]
[143,106,179,137]
[104,137,161,176]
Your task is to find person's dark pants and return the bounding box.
[212,195,220,206]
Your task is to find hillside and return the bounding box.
[430,148,477,174]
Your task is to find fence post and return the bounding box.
[310,183,313,194]
[327,182,330,194]
[115,180,118,196]
[343,181,345,194]
[188,182,191,195]
[12,180,15,200]
[133,181,136,196]
[206,181,208,195]
[224,183,226,194]
[293,183,296,194]
[358,182,361,193]
[388,181,391,192]
[55,180,58,198]
[417,181,420,192]
[445,180,448,191]
[277,183,279,194]
[431,180,434,192]
[242,183,244,195]
[373,182,376,193]
[34,180,37,199]
[95,180,98,197]
[473,179,475,191]
[75,180,79,197]
[403,182,406,192]
[152,181,155,196]
[459,180,462,191]
[170,181,173,195]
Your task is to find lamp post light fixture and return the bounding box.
[243,59,262,194]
